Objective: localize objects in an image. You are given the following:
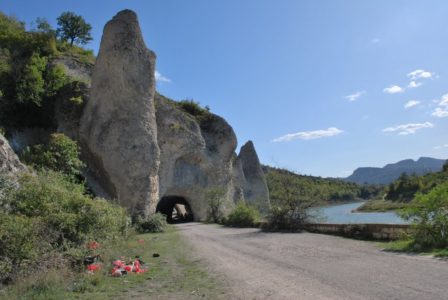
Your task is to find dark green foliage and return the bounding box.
[56,12,92,46]
[21,133,85,180]
[44,64,68,97]
[135,213,168,233]
[385,163,448,202]
[15,53,47,106]
[400,182,448,249]
[225,202,260,227]
[386,173,423,202]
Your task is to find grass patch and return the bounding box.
[380,239,448,258]
[356,199,411,212]
[1,227,227,299]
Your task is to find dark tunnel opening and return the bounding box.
[156,196,194,223]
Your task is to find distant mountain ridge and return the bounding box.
[345,157,447,185]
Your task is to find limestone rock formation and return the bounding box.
[80,10,160,216]
[0,134,27,177]
[74,9,270,221]
[155,95,238,220]
[237,141,270,211]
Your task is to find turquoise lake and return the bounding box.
[313,201,409,224]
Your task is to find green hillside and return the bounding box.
[263,165,381,205]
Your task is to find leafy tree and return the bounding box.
[56,11,92,46]
[267,170,321,230]
[400,182,448,249]
[32,17,54,35]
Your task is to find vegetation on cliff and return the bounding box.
[0,11,93,129]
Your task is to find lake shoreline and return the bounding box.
[314,201,409,225]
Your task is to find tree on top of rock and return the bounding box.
[56,11,92,46]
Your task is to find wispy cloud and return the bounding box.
[407,69,434,80]
[432,107,448,118]
[404,100,420,109]
[382,122,434,135]
[383,85,404,94]
[155,70,171,83]
[407,81,422,88]
[431,93,448,118]
[434,144,448,150]
[371,38,381,44]
[345,91,365,102]
[273,127,343,142]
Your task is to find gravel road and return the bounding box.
[176,223,448,300]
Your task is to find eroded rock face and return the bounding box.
[75,9,270,220]
[155,95,237,220]
[238,141,270,212]
[0,134,27,177]
[80,10,160,216]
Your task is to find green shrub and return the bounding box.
[21,133,85,180]
[400,181,448,249]
[44,64,68,98]
[135,213,168,233]
[0,170,131,283]
[15,52,47,106]
[0,213,45,282]
[175,99,213,123]
[225,202,260,227]
[206,187,226,223]
[7,171,130,247]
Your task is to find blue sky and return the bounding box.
[2,0,447,177]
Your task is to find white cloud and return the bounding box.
[407,81,422,88]
[407,69,434,80]
[383,85,404,94]
[273,127,343,142]
[439,94,448,106]
[371,38,381,44]
[432,107,448,118]
[155,70,171,83]
[434,144,448,150]
[382,122,434,135]
[431,93,448,118]
[404,100,420,109]
[345,91,365,102]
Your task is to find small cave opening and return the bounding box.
[156,196,194,223]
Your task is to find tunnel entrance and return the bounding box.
[156,196,194,223]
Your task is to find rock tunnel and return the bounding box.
[156,196,194,223]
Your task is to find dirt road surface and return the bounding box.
[176,223,448,300]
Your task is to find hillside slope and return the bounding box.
[345,157,446,185]
[263,165,380,204]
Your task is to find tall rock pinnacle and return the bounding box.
[238,141,270,212]
[80,9,160,216]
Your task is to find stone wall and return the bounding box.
[303,223,413,240]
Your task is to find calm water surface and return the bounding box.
[313,201,409,224]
